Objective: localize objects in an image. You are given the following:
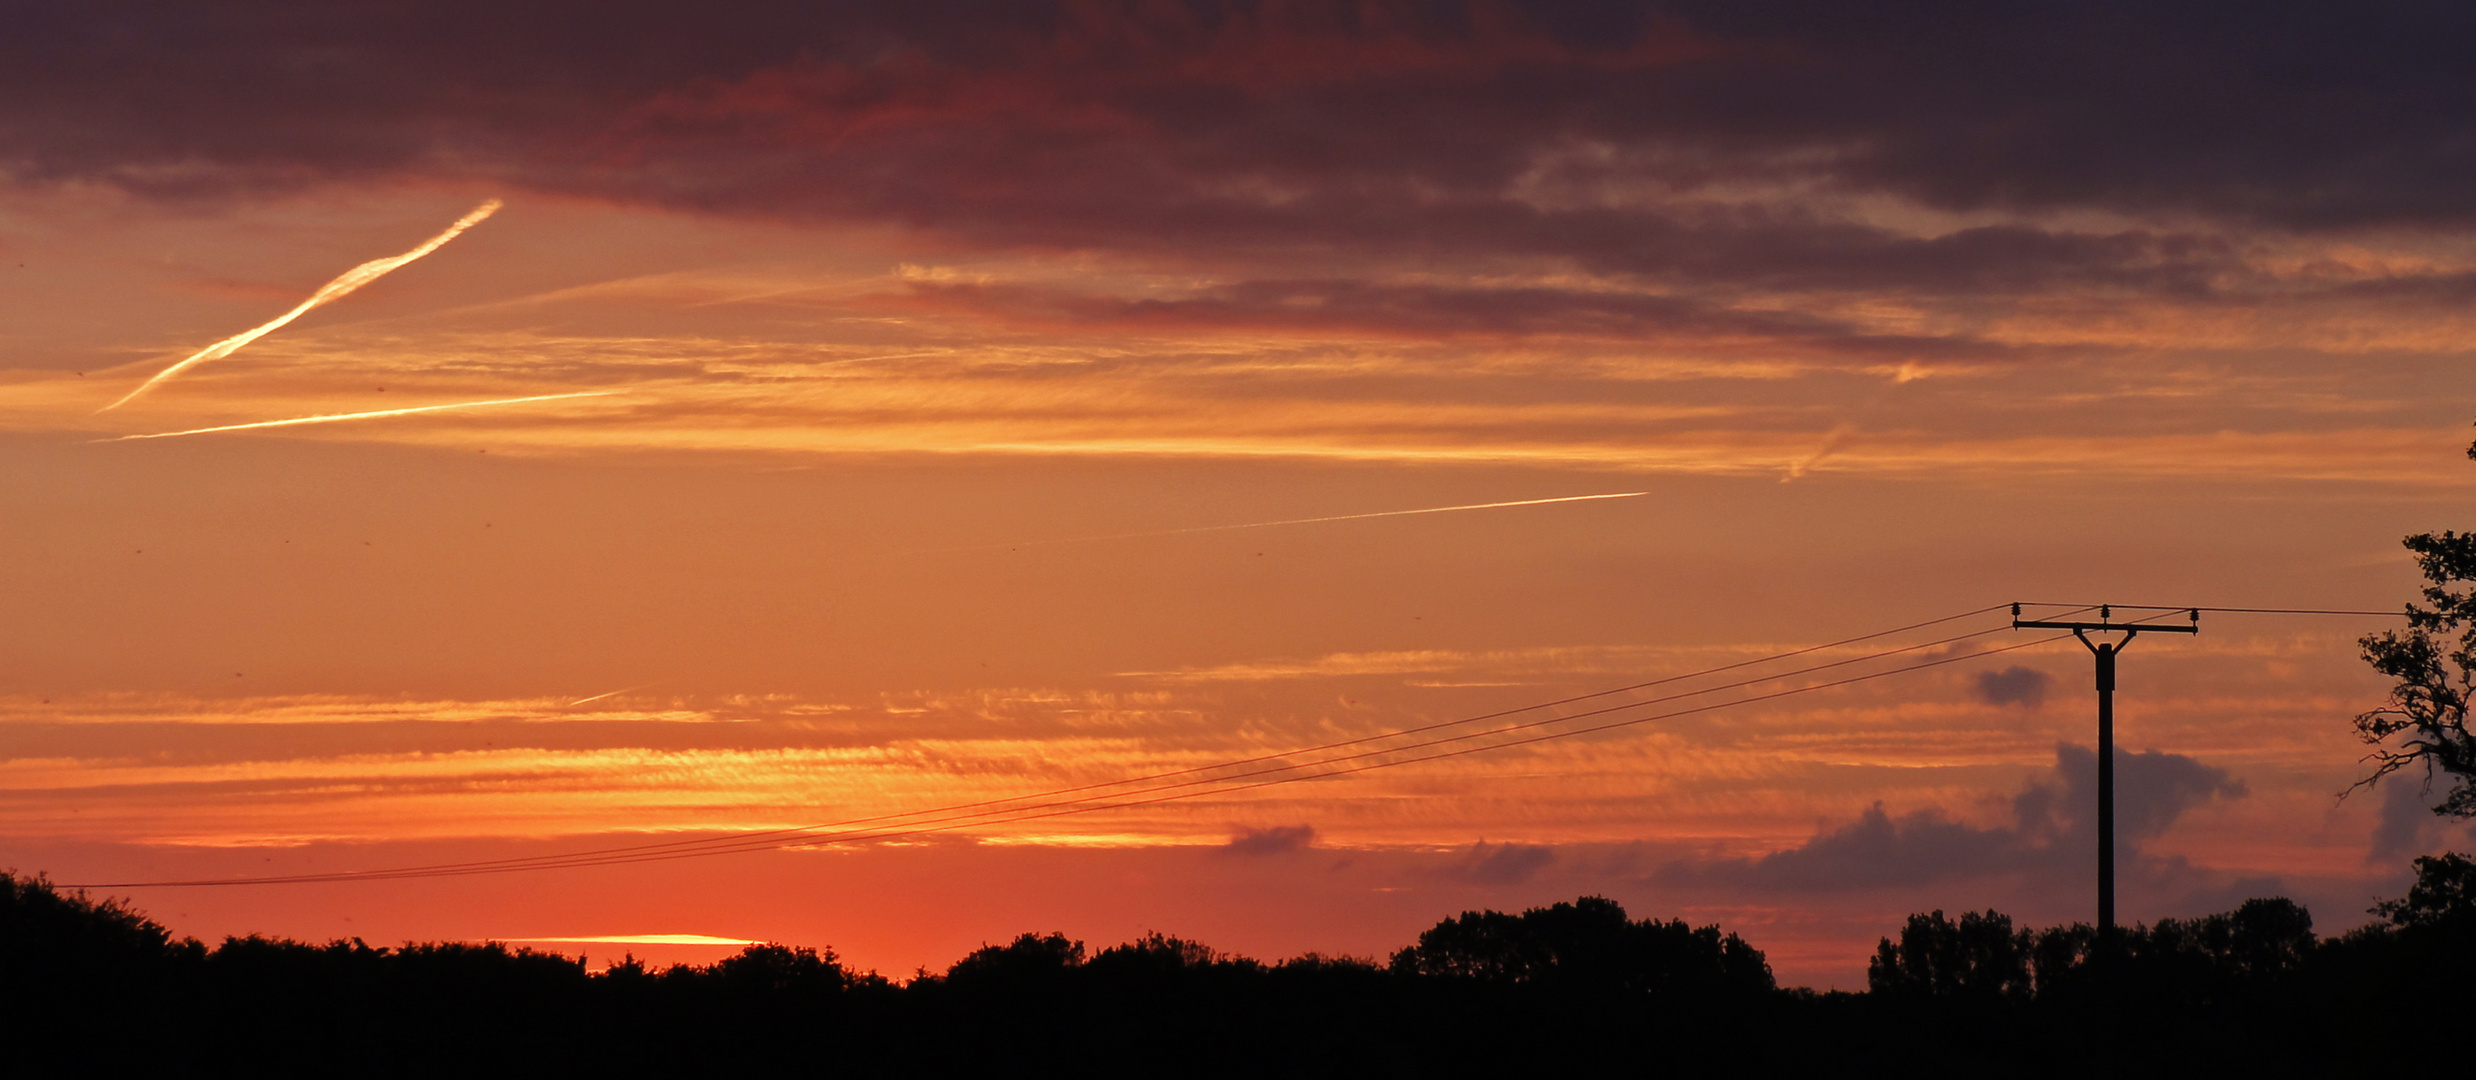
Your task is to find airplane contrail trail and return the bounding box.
[566,684,656,708]
[963,491,1649,550]
[100,199,504,411]
[94,391,617,442]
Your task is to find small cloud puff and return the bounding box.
[1974,666,2052,709]
[1443,841,1557,885]
[1221,824,1316,857]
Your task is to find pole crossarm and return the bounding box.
[2011,602,2199,636]
[2012,619,2196,634]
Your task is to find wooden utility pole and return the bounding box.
[2010,604,2198,938]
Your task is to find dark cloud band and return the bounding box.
[8,2,2471,231]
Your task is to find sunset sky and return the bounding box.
[5,1,2475,988]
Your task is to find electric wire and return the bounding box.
[2012,603,2404,618]
[79,605,2018,887]
[360,622,2024,877]
[77,613,2050,885]
[78,609,2060,887]
[96,630,2070,885]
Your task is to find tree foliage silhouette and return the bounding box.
[0,871,199,978]
[2352,426,2476,817]
[1389,895,1773,996]
[1867,909,2032,1002]
[2373,851,2476,935]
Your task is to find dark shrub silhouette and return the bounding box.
[1390,895,1774,996]
[942,930,1085,989]
[0,871,201,987]
[707,942,857,996]
[1877,898,2319,1009]
[1087,931,1225,975]
[1868,909,2033,1002]
[2137,897,2316,986]
[2373,850,2476,933]
[2317,851,2476,1033]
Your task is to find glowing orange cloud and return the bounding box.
[497,934,764,946]
[100,199,503,411]
[95,391,617,442]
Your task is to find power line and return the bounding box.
[74,614,2052,886]
[376,623,2028,879]
[83,605,2021,887]
[158,605,2022,885]
[85,629,2063,884]
[385,632,2072,882]
[75,609,2054,888]
[2013,602,2404,618]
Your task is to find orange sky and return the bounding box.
[5,2,2475,988]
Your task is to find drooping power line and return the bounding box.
[70,605,2053,888]
[74,601,2395,889]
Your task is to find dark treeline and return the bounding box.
[4,858,2471,1077]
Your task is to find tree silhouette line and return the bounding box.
[4,857,2469,1077]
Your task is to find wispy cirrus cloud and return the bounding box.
[99,200,501,410]
[97,391,620,441]
[0,621,2381,854]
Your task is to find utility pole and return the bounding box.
[2010,603,2198,940]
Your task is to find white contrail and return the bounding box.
[100,199,504,411]
[965,491,1649,550]
[94,391,616,442]
[566,684,656,708]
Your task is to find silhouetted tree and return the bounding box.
[1875,899,2316,1011]
[1867,909,2032,1002]
[2142,898,2315,981]
[0,872,203,1067]
[1390,896,1772,996]
[2105,898,2317,1008]
[1391,907,1531,981]
[2354,458,2476,816]
[1087,931,1250,980]
[2372,850,2476,948]
[707,942,855,997]
[942,931,1085,990]
[0,871,201,981]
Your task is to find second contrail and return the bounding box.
[95,392,618,442]
[967,491,1649,550]
[101,199,504,411]
[566,684,657,708]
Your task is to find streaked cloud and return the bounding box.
[98,391,620,441]
[100,200,501,410]
[967,491,1647,549]
[2,243,2461,484]
[0,626,2389,853]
